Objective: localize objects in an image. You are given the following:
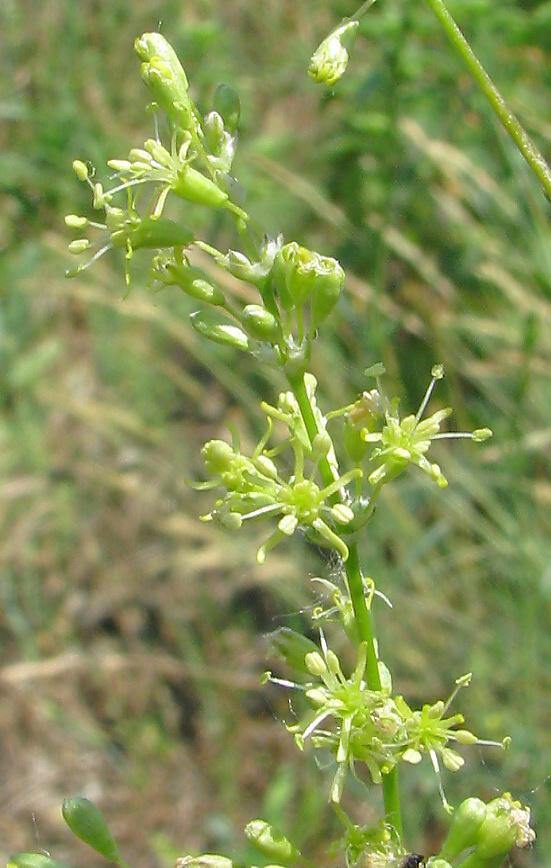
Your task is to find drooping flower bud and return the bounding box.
[190,310,250,351]
[244,819,300,865]
[62,797,121,862]
[309,20,359,86]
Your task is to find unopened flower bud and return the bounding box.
[190,310,250,351]
[68,239,91,254]
[325,649,343,677]
[62,797,121,862]
[311,431,333,458]
[65,214,88,229]
[220,512,242,530]
[472,428,492,442]
[240,304,279,342]
[158,262,224,305]
[204,111,226,154]
[441,747,464,772]
[438,797,487,862]
[454,729,478,745]
[254,454,279,479]
[305,651,328,677]
[72,160,89,181]
[172,165,228,208]
[118,218,194,251]
[201,440,236,474]
[244,819,300,865]
[135,33,199,133]
[308,20,359,87]
[213,83,241,133]
[272,242,344,314]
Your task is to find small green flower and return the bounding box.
[106,135,234,218]
[309,20,360,86]
[362,366,492,489]
[197,383,360,562]
[269,644,504,809]
[65,187,193,283]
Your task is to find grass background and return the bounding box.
[1,0,551,864]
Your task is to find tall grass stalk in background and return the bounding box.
[7,4,547,867]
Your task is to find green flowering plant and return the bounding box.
[11,4,549,865]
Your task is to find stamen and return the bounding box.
[304,709,332,740]
[416,376,438,423]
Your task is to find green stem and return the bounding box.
[286,370,403,842]
[424,0,551,199]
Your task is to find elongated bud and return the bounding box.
[473,428,492,442]
[240,304,280,342]
[269,627,319,674]
[65,214,88,229]
[244,819,300,865]
[158,262,225,305]
[135,33,199,133]
[311,260,345,328]
[134,32,189,87]
[7,857,69,868]
[438,797,487,862]
[305,651,328,677]
[309,20,359,86]
[72,160,89,181]
[172,166,228,208]
[190,310,250,351]
[62,797,121,861]
[213,84,241,133]
[204,111,226,153]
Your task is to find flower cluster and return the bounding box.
[198,377,360,562]
[65,33,346,379]
[332,364,492,490]
[268,634,506,810]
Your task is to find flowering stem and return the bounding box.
[286,370,403,841]
[424,0,551,199]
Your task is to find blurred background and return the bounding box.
[1,0,551,864]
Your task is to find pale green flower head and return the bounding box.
[361,365,493,489]
[309,20,360,86]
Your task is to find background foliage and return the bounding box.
[1,0,550,864]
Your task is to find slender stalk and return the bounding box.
[424,0,551,199]
[286,370,403,841]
